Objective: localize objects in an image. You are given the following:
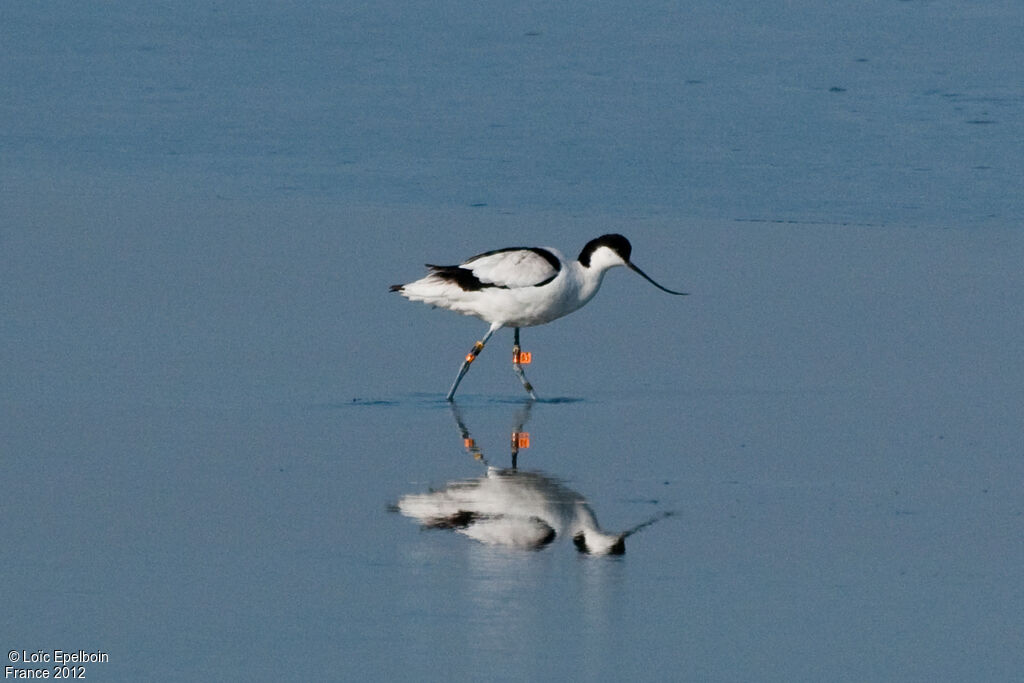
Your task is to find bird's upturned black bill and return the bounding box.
[628,263,687,295]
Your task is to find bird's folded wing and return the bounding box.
[461,247,561,288]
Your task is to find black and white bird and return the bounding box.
[390,234,686,400]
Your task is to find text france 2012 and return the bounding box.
[7,650,109,679]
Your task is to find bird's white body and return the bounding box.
[390,234,685,399]
[394,246,620,328]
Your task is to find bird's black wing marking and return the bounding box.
[424,264,508,291]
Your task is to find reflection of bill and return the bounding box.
[394,401,672,555]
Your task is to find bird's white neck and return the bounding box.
[573,261,613,306]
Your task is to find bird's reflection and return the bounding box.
[395,401,671,555]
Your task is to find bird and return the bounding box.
[389,233,686,401]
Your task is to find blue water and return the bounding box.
[3,2,1023,680]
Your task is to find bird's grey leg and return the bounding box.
[512,327,537,400]
[446,324,500,401]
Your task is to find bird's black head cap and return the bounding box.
[578,234,632,266]
[573,532,626,555]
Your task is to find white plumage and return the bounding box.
[396,467,626,554]
[460,248,560,290]
[395,247,570,327]
[390,234,686,400]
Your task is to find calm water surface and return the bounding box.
[3,1,1023,680]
